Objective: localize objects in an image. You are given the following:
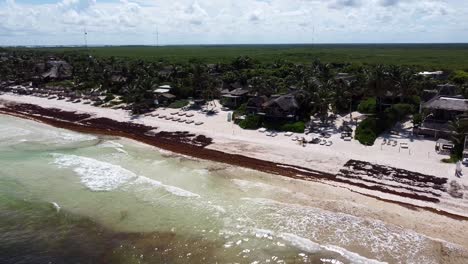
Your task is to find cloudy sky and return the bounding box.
[0,0,467,46]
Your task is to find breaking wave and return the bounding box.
[51,154,137,191]
[278,233,387,264]
[131,176,200,198]
[51,154,199,199]
[240,197,440,263]
[0,127,32,140]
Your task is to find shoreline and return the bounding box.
[1,101,468,221]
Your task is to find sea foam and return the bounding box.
[54,131,96,142]
[275,232,387,264]
[277,233,322,253]
[132,176,200,198]
[0,127,32,140]
[98,141,128,154]
[240,197,432,263]
[52,154,136,191]
[232,179,293,194]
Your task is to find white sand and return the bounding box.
[1,93,468,217]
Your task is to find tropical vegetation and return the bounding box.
[1,46,468,147]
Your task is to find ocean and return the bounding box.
[0,114,465,264]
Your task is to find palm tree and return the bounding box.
[124,76,157,115]
[310,78,335,125]
[335,77,360,121]
[449,117,468,159]
[365,64,390,112]
[388,65,417,102]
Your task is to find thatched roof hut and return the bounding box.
[42,60,72,80]
[423,96,468,112]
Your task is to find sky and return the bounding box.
[0,0,467,46]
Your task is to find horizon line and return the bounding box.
[2,42,468,48]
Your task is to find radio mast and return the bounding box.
[84,26,88,48]
[156,25,159,47]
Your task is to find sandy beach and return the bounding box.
[1,93,468,221]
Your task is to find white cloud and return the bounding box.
[0,0,466,45]
[57,0,96,12]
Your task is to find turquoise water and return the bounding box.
[0,114,465,264]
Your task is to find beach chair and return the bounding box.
[271,132,278,137]
[392,140,397,147]
[178,112,186,116]
[387,140,391,145]
[311,138,321,144]
[185,120,194,124]
[292,136,299,141]
[400,142,409,149]
[178,119,186,123]
[320,140,326,145]
[165,116,173,120]
[186,113,194,117]
[284,132,294,137]
[258,128,267,133]
[326,141,333,146]
[195,121,204,125]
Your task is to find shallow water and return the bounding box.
[0,114,465,264]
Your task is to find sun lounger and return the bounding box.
[172,117,180,121]
[195,121,204,125]
[266,131,273,137]
[270,132,278,137]
[400,143,409,149]
[343,137,352,141]
[178,112,186,116]
[185,120,194,124]
[310,138,321,144]
[170,112,178,115]
[258,128,267,133]
[165,116,173,120]
[326,141,333,146]
[324,134,331,139]
[158,115,165,119]
[284,132,294,137]
[292,136,299,141]
[186,113,194,117]
[320,140,326,145]
[178,119,186,123]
